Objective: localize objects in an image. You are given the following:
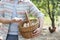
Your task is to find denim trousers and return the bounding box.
[6,34,18,40]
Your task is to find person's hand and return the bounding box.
[11,19,17,23]
[11,17,23,23]
[32,28,41,37]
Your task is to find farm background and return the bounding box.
[0,0,60,40]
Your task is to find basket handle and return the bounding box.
[25,11,31,26]
[25,11,29,22]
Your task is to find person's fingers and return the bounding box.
[32,29,41,37]
[32,31,39,36]
[33,29,37,34]
[32,31,41,37]
[34,32,40,37]
[32,32,40,37]
[18,20,24,26]
[32,28,39,36]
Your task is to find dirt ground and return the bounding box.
[18,27,60,40]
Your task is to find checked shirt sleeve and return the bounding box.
[29,1,44,18]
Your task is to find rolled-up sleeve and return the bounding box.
[29,1,44,18]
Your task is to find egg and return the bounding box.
[23,23,27,27]
[23,23,30,27]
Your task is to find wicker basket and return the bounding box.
[18,12,40,39]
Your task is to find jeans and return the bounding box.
[6,34,18,40]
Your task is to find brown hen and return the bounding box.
[49,27,56,33]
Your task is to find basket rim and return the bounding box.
[19,22,39,28]
[18,18,39,28]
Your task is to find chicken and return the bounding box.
[49,27,56,33]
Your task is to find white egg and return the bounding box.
[23,23,27,27]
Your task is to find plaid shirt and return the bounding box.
[0,1,44,40]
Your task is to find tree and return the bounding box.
[31,0,59,33]
[47,0,58,33]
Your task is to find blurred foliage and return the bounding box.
[31,0,60,28]
[31,0,60,16]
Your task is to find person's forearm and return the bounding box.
[38,16,44,29]
[0,18,11,24]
